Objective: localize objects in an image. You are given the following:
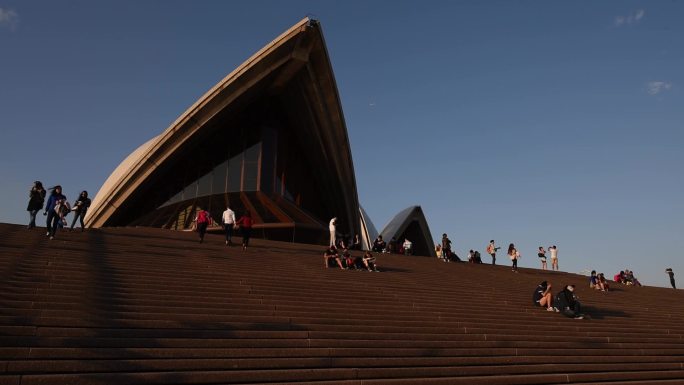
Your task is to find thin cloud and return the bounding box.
[647,81,673,95]
[0,7,19,30]
[614,9,645,27]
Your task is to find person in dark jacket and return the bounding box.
[666,268,676,289]
[69,190,91,231]
[27,181,46,229]
[555,284,583,319]
[43,185,67,239]
[372,236,386,252]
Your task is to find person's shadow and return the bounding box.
[582,305,630,320]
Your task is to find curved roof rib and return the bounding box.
[87,18,360,237]
[380,206,436,257]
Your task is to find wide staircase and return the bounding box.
[1,223,683,385]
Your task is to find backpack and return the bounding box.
[197,210,209,224]
[486,244,494,254]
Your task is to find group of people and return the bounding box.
[437,239,560,274]
[533,281,584,319]
[26,181,91,239]
[370,235,414,256]
[329,218,363,251]
[324,246,379,272]
[192,206,253,250]
[612,269,642,287]
[589,270,611,292]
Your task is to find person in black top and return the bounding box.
[555,285,583,319]
[27,181,46,229]
[388,237,397,253]
[372,236,386,252]
[441,234,452,260]
[533,281,556,312]
[69,190,91,231]
[666,268,676,289]
[324,246,344,270]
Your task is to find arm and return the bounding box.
[44,195,54,214]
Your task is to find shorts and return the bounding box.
[539,257,547,263]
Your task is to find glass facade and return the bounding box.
[126,99,334,244]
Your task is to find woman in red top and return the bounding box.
[195,208,211,243]
[236,210,253,250]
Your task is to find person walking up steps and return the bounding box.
[236,210,253,251]
[222,205,236,246]
[195,208,211,243]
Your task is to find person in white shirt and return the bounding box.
[508,243,520,272]
[329,217,337,247]
[549,245,559,271]
[403,238,413,256]
[222,206,236,246]
[486,240,500,265]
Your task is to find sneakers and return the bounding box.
[546,307,555,312]
[574,315,584,320]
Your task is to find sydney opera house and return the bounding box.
[87,18,435,256]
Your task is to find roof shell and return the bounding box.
[87,18,360,236]
[380,205,436,257]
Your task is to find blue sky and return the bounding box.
[1,1,682,287]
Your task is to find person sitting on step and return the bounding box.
[533,281,556,312]
[624,269,642,286]
[589,270,606,291]
[372,236,386,252]
[555,284,584,319]
[324,246,344,270]
[467,249,474,263]
[362,250,379,272]
[598,273,610,291]
[341,248,356,270]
